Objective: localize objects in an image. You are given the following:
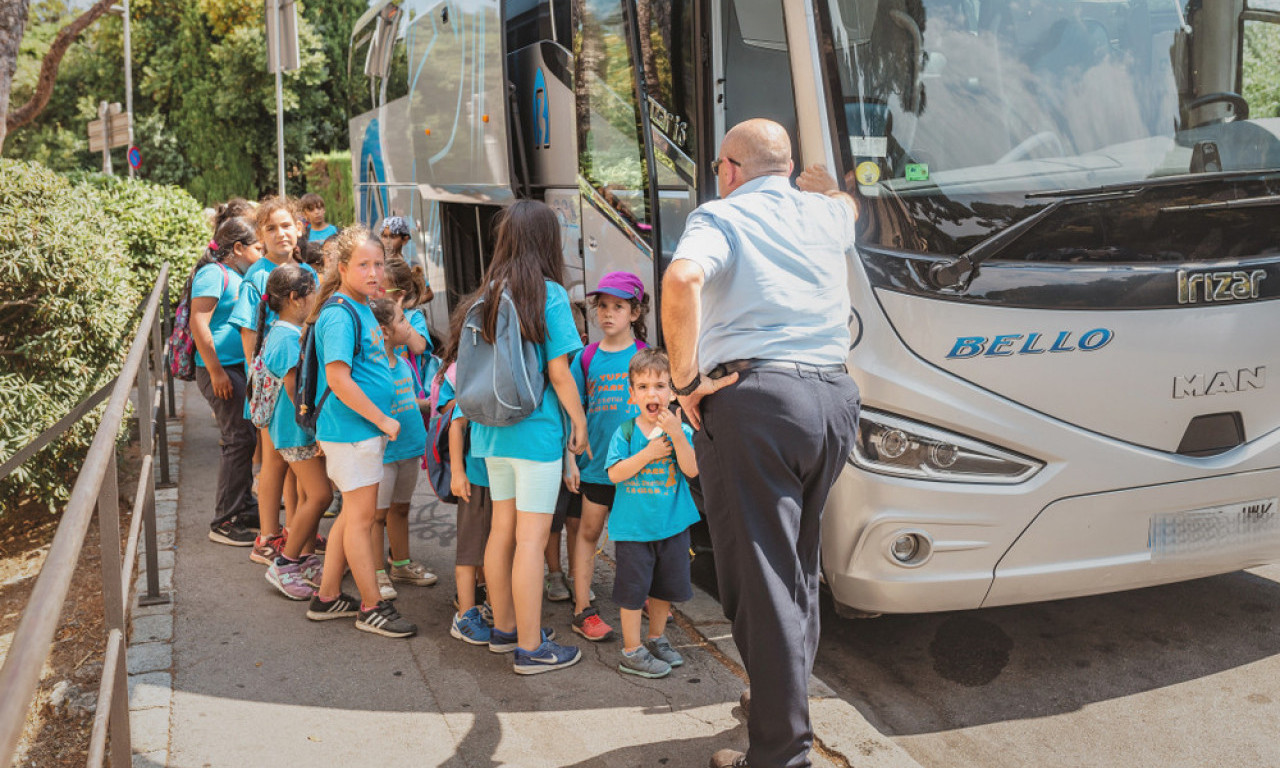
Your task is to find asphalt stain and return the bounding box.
[929,615,1014,687]
[1248,693,1272,705]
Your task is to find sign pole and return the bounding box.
[273,0,286,198]
[123,0,134,178]
[98,101,113,175]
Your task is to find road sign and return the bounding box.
[127,146,142,169]
[88,112,131,152]
[265,0,300,73]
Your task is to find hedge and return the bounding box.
[304,151,354,227]
[0,160,205,514]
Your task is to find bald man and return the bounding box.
[662,119,860,768]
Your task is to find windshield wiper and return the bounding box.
[929,169,1280,290]
[1024,168,1280,200]
[1160,193,1280,213]
[928,189,1137,290]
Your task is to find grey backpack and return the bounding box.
[455,290,546,427]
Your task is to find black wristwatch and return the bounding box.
[672,374,702,397]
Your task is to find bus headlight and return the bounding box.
[851,409,1043,484]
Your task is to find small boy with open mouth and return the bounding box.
[605,348,700,678]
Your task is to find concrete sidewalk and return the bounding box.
[133,381,918,768]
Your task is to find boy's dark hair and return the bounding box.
[628,348,670,382]
[300,193,325,211]
[300,240,325,268]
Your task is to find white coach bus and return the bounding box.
[348,0,1280,613]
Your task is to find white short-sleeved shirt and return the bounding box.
[671,175,856,371]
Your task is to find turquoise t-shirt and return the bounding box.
[189,262,244,368]
[261,321,313,450]
[314,292,396,444]
[571,345,641,485]
[471,281,584,463]
[437,377,489,487]
[605,421,700,542]
[307,224,338,242]
[393,306,434,359]
[384,355,429,463]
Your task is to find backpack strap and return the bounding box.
[620,417,635,442]
[319,296,363,357]
[580,338,647,380]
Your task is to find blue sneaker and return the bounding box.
[450,607,491,646]
[488,626,557,654]
[513,639,582,675]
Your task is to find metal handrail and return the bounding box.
[0,263,174,767]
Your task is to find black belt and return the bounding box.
[707,359,847,380]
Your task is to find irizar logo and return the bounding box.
[1172,366,1266,398]
[1243,501,1274,519]
[1178,269,1266,304]
[946,328,1114,359]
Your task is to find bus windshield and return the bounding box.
[821,0,1280,226]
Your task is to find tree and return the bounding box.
[1,0,114,153]
[0,0,32,153]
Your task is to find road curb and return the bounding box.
[127,385,185,768]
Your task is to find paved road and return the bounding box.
[808,567,1280,768]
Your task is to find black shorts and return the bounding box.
[579,481,616,508]
[611,529,693,610]
[550,484,582,534]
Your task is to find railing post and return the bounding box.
[163,281,177,420]
[95,446,132,765]
[151,293,174,489]
[135,332,167,606]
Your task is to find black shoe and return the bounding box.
[306,592,360,621]
[209,520,256,546]
[356,600,418,638]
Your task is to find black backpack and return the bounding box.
[295,296,363,434]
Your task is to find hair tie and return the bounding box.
[262,293,270,302]
[208,240,219,251]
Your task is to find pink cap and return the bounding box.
[586,271,645,302]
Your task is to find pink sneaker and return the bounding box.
[299,554,323,588]
[266,559,315,600]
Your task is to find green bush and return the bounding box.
[71,173,209,293]
[304,151,355,227]
[0,160,143,513]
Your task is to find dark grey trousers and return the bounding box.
[194,364,256,527]
[695,367,860,768]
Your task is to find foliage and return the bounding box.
[304,150,354,227]
[5,0,368,206]
[72,172,209,292]
[1243,21,1280,120]
[0,158,141,513]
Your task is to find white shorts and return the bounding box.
[317,436,386,493]
[377,457,421,508]
[484,456,562,514]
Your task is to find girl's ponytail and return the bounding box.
[256,264,317,360]
[629,294,651,344]
[184,216,257,302]
[307,226,373,324]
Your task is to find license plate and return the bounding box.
[1150,497,1280,561]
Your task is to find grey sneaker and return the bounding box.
[567,574,596,602]
[545,571,571,601]
[619,646,671,679]
[390,560,438,586]
[644,635,684,667]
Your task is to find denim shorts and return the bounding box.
[484,456,562,514]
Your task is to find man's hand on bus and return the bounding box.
[676,372,739,431]
[798,164,858,218]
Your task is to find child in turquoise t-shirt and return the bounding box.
[303,227,416,640]
[255,264,332,601]
[605,349,699,680]
[368,298,436,601]
[566,270,650,643]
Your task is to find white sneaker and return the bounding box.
[376,570,398,601]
